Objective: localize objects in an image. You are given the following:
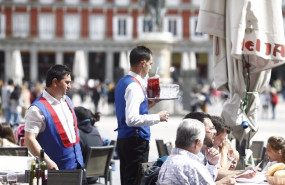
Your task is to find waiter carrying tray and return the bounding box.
[115,46,169,185]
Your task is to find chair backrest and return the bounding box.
[47,169,82,185]
[85,145,115,178]
[0,147,28,156]
[164,142,173,155]
[155,139,168,158]
[135,161,155,185]
[250,141,264,160]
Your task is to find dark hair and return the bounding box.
[129,46,152,67]
[0,123,17,144]
[74,106,100,126]
[8,79,14,85]
[183,112,212,125]
[10,85,22,100]
[46,65,71,87]
[267,136,285,163]
[210,115,231,135]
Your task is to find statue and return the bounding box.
[144,0,166,32]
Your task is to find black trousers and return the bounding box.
[117,136,149,185]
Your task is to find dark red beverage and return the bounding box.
[147,77,160,98]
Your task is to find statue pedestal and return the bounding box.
[137,32,176,114]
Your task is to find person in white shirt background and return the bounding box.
[158,118,236,185]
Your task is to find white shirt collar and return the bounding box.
[43,90,65,105]
[128,71,146,87]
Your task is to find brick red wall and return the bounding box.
[30,8,38,37]
[81,9,88,38]
[106,9,113,39]
[5,8,12,37]
[132,9,138,38]
[56,8,63,37]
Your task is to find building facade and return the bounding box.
[0,0,215,84]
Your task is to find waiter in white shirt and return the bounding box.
[115,46,169,185]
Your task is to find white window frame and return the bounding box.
[89,15,106,40]
[113,15,133,40]
[39,0,54,4]
[13,0,28,3]
[137,15,153,37]
[165,0,180,6]
[90,0,105,5]
[64,0,79,4]
[12,13,30,38]
[190,16,208,41]
[114,0,130,6]
[163,16,182,40]
[38,13,55,40]
[0,14,5,38]
[64,14,81,40]
[192,0,201,6]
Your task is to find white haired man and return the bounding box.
[158,119,235,185]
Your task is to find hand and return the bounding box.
[217,175,236,185]
[158,111,169,122]
[47,159,59,170]
[205,147,220,165]
[237,169,257,179]
[94,112,101,122]
[148,100,160,109]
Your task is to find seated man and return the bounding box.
[158,119,235,185]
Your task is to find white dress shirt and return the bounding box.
[158,148,216,185]
[125,71,160,127]
[24,90,76,143]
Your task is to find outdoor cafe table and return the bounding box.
[0,156,33,184]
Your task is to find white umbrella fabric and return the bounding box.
[181,52,190,71]
[119,51,129,75]
[9,50,24,86]
[196,0,285,143]
[189,51,197,70]
[73,50,87,85]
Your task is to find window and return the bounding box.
[89,15,105,40]
[13,0,28,3]
[165,0,180,6]
[64,14,80,40]
[190,16,208,41]
[138,16,153,37]
[90,0,104,5]
[192,0,201,6]
[12,13,30,37]
[39,0,54,3]
[0,14,5,38]
[38,14,55,39]
[113,16,133,40]
[163,16,182,40]
[114,0,130,6]
[64,0,79,4]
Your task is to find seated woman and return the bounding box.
[74,106,103,163]
[0,123,18,147]
[261,136,285,173]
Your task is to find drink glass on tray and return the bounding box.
[147,75,160,98]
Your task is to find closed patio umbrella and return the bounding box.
[73,50,87,85]
[119,51,129,75]
[196,0,285,155]
[9,50,24,86]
